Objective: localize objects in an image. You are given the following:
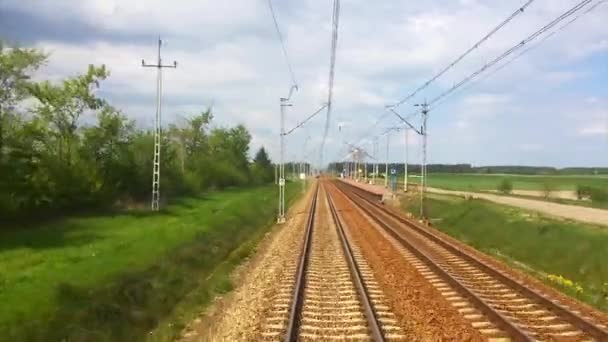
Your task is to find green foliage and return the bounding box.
[576,185,608,203]
[0,44,274,219]
[577,185,592,200]
[252,147,274,184]
[497,178,513,194]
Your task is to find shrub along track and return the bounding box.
[335,180,608,341]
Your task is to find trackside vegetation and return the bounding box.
[0,40,298,341]
[402,193,608,313]
[0,42,275,221]
[0,183,300,341]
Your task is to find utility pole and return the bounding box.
[404,129,409,192]
[278,99,289,223]
[372,138,378,185]
[385,133,389,188]
[277,85,297,224]
[415,100,429,218]
[141,38,177,211]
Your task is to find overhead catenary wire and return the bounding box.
[390,0,537,108]
[432,0,607,109]
[428,0,598,108]
[320,0,341,166]
[267,0,298,87]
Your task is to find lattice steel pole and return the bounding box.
[142,38,177,211]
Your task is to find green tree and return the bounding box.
[0,43,47,215]
[28,64,108,165]
[0,43,263,218]
[0,42,46,157]
[252,147,273,183]
[80,105,135,201]
[497,178,513,194]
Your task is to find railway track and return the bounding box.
[335,180,608,342]
[261,182,404,341]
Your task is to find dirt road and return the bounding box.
[428,187,608,227]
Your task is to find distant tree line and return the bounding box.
[328,162,608,176]
[0,42,275,220]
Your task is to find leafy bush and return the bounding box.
[576,185,592,200]
[497,178,513,194]
[576,185,608,203]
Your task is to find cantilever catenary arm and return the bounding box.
[282,103,329,136]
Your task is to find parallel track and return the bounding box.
[284,183,386,341]
[335,180,608,342]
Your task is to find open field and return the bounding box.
[405,173,608,191]
[401,193,608,312]
[0,182,300,341]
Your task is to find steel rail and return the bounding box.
[325,183,385,342]
[284,184,319,342]
[338,180,608,341]
[334,181,533,341]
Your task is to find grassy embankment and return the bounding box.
[0,182,301,341]
[402,193,608,312]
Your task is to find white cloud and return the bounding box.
[578,124,608,136]
[3,0,608,166]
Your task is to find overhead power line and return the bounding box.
[433,0,607,108]
[267,0,298,87]
[428,0,598,108]
[390,0,536,108]
[320,0,341,166]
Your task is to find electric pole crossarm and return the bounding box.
[142,63,178,68]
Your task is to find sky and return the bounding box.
[1,0,607,168]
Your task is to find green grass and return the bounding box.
[0,182,301,341]
[402,193,608,312]
[404,173,608,191]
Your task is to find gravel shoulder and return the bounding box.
[177,186,315,341]
[427,187,608,227]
